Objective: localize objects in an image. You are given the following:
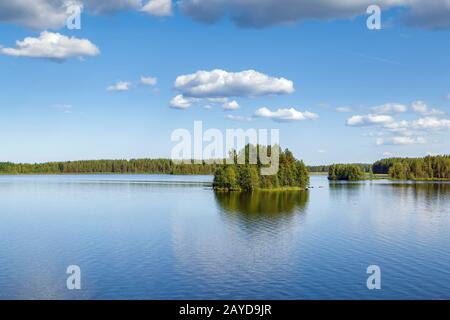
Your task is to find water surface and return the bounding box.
[0,174,449,299]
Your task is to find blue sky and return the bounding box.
[0,1,449,165]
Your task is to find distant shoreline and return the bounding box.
[1,172,449,182]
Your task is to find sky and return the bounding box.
[0,0,449,165]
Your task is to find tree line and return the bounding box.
[213,145,309,191]
[0,159,217,175]
[308,163,372,173]
[2,154,448,181]
[373,155,450,180]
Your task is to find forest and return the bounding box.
[308,163,372,173]
[373,155,450,180]
[327,164,367,181]
[213,145,309,192]
[0,159,216,175]
[1,154,448,181]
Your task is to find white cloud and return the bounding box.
[335,107,351,113]
[226,114,252,122]
[178,0,392,28]
[383,120,411,134]
[412,117,450,130]
[107,81,131,91]
[411,100,443,116]
[346,114,394,126]
[404,0,450,29]
[371,103,407,114]
[85,0,141,14]
[3,0,449,31]
[170,94,194,109]
[317,149,326,153]
[254,107,318,122]
[141,0,172,16]
[0,31,99,61]
[383,151,394,157]
[174,69,294,98]
[179,0,450,30]
[0,0,72,30]
[376,136,426,146]
[140,76,157,86]
[0,0,168,30]
[411,100,427,113]
[222,100,240,110]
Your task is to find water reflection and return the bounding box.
[214,190,309,217]
[388,182,450,216]
[328,181,366,202]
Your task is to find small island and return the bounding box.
[213,145,309,192]
[327,164,367,181]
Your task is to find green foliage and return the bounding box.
[382,155,450,180]
[328,164,365,181]
[237,165,260,192]
[0,159,218,175]
[213,145,309,192]
[213,166,239,190]
[308,163,372,173]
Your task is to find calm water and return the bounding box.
[0,174,449,299]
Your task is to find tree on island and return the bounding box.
[213,145,309,192]
[328,164,366,181]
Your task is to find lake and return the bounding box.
[0,174,449,299]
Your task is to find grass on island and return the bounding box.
[213,186,306,192]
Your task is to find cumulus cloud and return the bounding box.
[412,117,450,130]
[0,0,170,30]
[0,0,71,30]
[178,0,394,28]
[226,114,252,122]
[0,31,99,61]
[174,69,294,98]
[85,0,141,14]
[381,116,450,135]
[376,136,426,146]
[222,100,240,110]
[141,0,172,16]
[346,114,394,127]
[107,81,132,91]
[371,103,407,114]
[178,0,450,30]
[170,94,194,109]
[384,120,410,134]
[411,100,444,116]
[2,0,449,31]
[140,76,158,86]
[254,107,318,122]
[403,0,450,29]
